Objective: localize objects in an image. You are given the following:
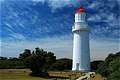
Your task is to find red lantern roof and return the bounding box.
[76,6,85,13]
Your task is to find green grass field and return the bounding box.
[0,69,48,80]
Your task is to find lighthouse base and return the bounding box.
[72,68,90,72]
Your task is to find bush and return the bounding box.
[97,52,120,79]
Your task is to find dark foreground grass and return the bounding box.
[0,69,48,80]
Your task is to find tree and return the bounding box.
[44,52,56,70]
[8,57,19,61]
[50,58,72,71]
[0,57,7,60]
[108,70,120,80]
[0,57,25,69]
[24,55,45,73]
[91,60,104,71]
[24,48,56,74]
[96,62,109,77]
[107,55,120,80]
[19,49,31,60]
[97,52,120,79]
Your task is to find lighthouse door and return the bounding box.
[76,63,79,70]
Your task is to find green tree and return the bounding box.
[24,48,56,74]
[24,55,45,73]
[96,62,109,77]
[0,57,25,69]
[50,58,72,71]
[0,57,7,60]
[107,55,120,80]
[97,52,120,80]
[44,52,56,70]
[19,49,31,60]
[108,70,120,80]
[91,60,104,71]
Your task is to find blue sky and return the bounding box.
[0,0,120,60]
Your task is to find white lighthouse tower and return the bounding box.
[72,6,90,71]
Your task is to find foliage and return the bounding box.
[1,47,120,80]
[0,49,32,69]
[19,49,31,60]
[107,54,120,80]
[0,58,25,69]
[0,57,7,60]
[97,52,120,80]
[50,58,72,71]
[0,48,72,73]
[108,70,120,80]
[91,60,104,71]
[24,48,56,74]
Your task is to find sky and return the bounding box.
[0,0,120,60]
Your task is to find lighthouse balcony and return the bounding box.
[72,25,90,32]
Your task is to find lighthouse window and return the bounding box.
[81,14,83,20]
[82,14,86,20]
[77,15,81,21]
[78,16,80,21]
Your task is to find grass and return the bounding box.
[90,74,106,80]
[0,69,104,80]
[0,69,48,80]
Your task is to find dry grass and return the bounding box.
[90,74,105,80]
[0,69,105,80]
[0,69,48,80]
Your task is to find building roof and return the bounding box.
[76,6,85,13]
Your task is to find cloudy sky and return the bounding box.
[0,0,120,60]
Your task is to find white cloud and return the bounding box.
[1,36,73,58]
[5,22,13,29]
[32,0,78,10]
[1,0,120,60]
[9,33,26,40]
[48,0,71,9]
[1,35,119,60]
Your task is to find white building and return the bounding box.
[72,6,90,71]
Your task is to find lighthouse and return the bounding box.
[72,6,90,71]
